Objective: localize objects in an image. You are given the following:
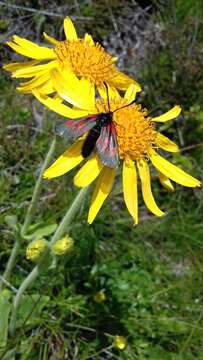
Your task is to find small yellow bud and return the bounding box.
[26,238,48,261]
[52,235,74,255]
[113,336,127,350]
[93,290,106,303]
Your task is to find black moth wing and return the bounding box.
[55,115,97,140]
[96,122,119,168]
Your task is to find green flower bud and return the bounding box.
[52,235,74,256]
[26,238,48,261]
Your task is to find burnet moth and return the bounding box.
[55,83,136,168]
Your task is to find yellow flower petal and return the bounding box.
[51,68,95,110]
[84,33,94,46]
[7,36,56,60]
[156,133,179,153]
[152,105,181,122]
[109,71,141,91]
[17,73,51,93]
[3,60,39,72]
[53,94,63,103]
[97,83,121,104]
[123,159,138,224]
[79,78,95,110]
[88,167,116,224]
[43,32,59,45]
[137,159,165,217]
[158,171,174,192]
[124,84,139,102]
[12,35,40,48]
[74,155,103,187]
[30,79,54,95]
[150,151,201,187]
[32,90,88,118]
[64,17,78,40]
[43,140,84,179]
[12,61,57,78]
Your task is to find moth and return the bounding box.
[55,84,135,168]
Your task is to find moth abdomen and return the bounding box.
[82,126,101,158]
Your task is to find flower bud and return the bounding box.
[93,289,106,303]
[113,336,127,350]
[26,238,48,261]
[52,235,74,256]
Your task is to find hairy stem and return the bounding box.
[0,240,20,291]
[9,266,39,335]
[9,186,88,335]
[50,187,88,246]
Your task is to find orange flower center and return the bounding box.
[96,99,157,161]
[55,39,117,85]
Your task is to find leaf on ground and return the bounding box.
[0,289,12,350]
[15,294,50,329]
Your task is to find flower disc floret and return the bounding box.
[55,40,117,85]
[96,99,156,161]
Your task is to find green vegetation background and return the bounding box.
[0,0,203,358]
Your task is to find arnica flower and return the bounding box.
[33,83,200,225]
[3,16,140,102]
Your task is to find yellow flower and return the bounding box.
[52,235,74,255]
[3,17,140,104]
[32,83,201,224]
[113,335,127,350]
[26,238,48,261]
[93,290,106,303]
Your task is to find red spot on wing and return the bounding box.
[96,122,119,168]
[56,115,98,139]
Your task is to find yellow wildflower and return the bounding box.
[32,83,200,224]
[4,17,140,105]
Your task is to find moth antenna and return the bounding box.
[104,82,111,112]
[113,99,136,113]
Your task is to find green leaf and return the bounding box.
[157,318,188,334]
[23,224,57,241]
[4,215,18,231]
[196,111,203,121]
[26,222,44,233]
[15,294,49,329]
[0,290,12,350]
[1,349,16,360]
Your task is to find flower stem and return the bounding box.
[9,186,88,335]
[9,266,39,335]
[0,240,20,291]
[21,137,56,237]
[50,186,88,246]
